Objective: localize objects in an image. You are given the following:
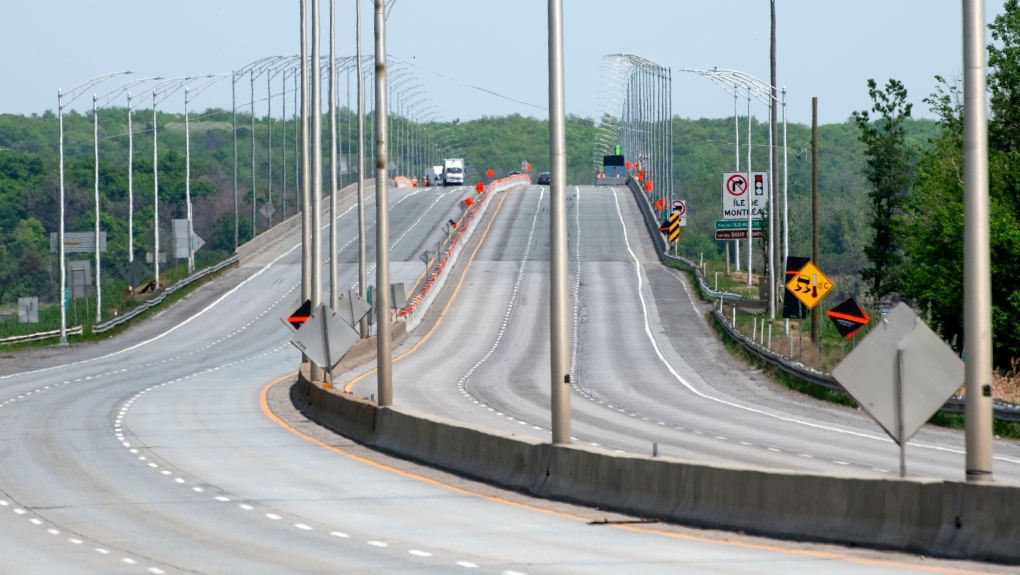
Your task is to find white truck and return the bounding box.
[442,158,465,186]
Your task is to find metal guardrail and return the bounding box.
[623,177,741,300]
[712,308,1020,423]
[0,325,83,345]
[621,176,1020,423]
[92,255,239,334]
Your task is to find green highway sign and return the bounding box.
[716,219,764,231]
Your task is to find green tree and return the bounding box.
[852,79,915,300]
[989,0,1020,154]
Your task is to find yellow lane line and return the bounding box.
[260,376,986,574]
[343,188,512,393]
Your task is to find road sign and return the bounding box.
[672,200,686,217]
[122,260,150,288]
[668,213,680,243]
[259,204,276,220]
[419,250,431,267]
[782,256,810,319]
[284,299,312,331]
[832,303,964,474]
[68,260,92,299]
[716,219,763,231]
[18,297,38,324]
[172,220,205,259]
[485,169,494,179]
[714,229,762,241]
[721,171,769,220]
[289,304,360,373]
[335,289,372,329]
[785,261,832,310]
[826,297,870,338]
[50,232,107,254]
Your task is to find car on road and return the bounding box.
[536,172,550,185]
[507,170,522,177]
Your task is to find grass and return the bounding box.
[0,252,236,352]
[707,304,1020,440]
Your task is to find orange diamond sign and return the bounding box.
[785,261,833,310]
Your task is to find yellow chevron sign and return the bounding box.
[668,213,680,242]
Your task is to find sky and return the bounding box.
[0,1,1006,126]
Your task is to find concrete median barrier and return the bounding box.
[291,372,1020,564]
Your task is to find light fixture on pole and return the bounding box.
[184,74,230,273]
[56,70,131,342]
[150,77,197,289]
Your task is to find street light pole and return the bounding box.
[232,71,239,249]
[185,88,194,274]
[267,72,274,229]
[310,0,325,382]
[58,90,67,343]
[56,71,130,342]
[962,0,994,482]
[356,0,368,339]
[329,0,339,312]
[548,0,571,444]
[746,87,753,287]
[374,0,393,404]
[93,94,102,323]
[251,70,257,238]
[299,0,313,377]
[153,90,160,288]
[128,93,135,264]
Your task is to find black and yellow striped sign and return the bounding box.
[668,213,680,242]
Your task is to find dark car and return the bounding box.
[536,172,551,185]
[507,170,522,177]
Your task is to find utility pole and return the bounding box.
[962,0,993,482]
[811,97,819,342]
[770,0,779,320]
[374,0,393,405]
[548,0,571,443]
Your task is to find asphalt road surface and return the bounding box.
[346,185,1020,483]
[0,184,1011,574]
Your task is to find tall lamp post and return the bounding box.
[150,77,197,289]
[373,0,392,403]
[56,71,131,343]
[682,68,788,320]
[962,0,993,483]
[92,77,160,323]
[184,74,230,273]
[548,0,570,443]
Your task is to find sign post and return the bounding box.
[832,303,965,477]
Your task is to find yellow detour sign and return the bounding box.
[785,261,833,310]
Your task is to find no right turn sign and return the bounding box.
[722,171,768,220]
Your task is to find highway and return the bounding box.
[0,183,1012,573]
[346,184,1020,483]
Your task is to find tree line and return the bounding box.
[852,1,1020,369]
